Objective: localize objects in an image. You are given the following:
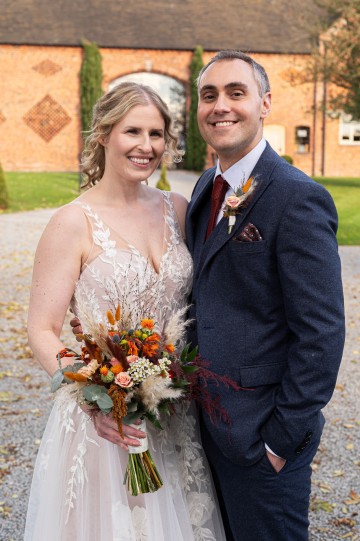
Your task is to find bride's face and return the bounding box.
[103,104,166,183]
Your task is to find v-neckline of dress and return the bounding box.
[81,194,169,276]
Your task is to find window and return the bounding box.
[295,126,310,154]
[339,114,360,145]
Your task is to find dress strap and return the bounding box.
[68,200,118,261]
[162,191,182,245]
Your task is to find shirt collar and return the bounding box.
[214,138,266,193]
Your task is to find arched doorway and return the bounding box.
[109,73,186,153]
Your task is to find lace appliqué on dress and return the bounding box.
[54,387,100,524]
[157,403,217,541]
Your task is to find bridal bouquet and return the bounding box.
[51,304,239,496]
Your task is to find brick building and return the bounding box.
[0,0,359,176]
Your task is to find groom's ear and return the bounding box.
[260,92,271,120]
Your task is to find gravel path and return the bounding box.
[0,204,359,541]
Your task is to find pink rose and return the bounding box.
[115,372,133,388]
[126,355,139,364]
[226,195,242,209]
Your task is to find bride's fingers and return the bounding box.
[122,423,147,439]
[93,413,145,450]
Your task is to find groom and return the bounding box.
[185,50,345,541]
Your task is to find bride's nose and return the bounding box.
[136,134,152,153]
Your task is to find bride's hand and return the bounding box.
[83,405,146,451]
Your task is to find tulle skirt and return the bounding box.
[24,387,225,541]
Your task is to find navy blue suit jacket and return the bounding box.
[186,143,345,465]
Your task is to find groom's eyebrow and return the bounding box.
[199,82,249,94]
[199,84,217,94]
[225,82,248,91]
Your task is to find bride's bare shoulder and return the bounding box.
[42,201,89,239]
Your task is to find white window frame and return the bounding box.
[339,114,360,145]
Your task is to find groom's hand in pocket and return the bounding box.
[266,450,286,473]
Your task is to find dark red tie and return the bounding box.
[205,175,228,239]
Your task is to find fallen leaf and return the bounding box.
[343,490,360,505]
[333,470,345,477]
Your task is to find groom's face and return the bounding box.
[197,59,271,171]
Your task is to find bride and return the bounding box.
[25,82,226,541]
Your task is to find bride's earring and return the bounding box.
[143,179,149,185]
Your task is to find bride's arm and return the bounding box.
[27,205,145,450]
[27,205,86,376]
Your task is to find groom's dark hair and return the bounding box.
[197,50,271,97]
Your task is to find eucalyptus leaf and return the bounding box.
[51,369,64,393]
[83,384,107,402]
[62,364,75,372]
[96,393,113,411]
[73,362,86,371]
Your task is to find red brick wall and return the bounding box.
[0,45,358,176]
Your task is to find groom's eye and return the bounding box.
[202,94,215,101]
[231,90,244,98]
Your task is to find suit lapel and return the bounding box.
[186,168,215,257]
[198,144,279,273]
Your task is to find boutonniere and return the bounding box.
[223,176,257,233]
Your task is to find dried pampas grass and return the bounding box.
[136,375,184,418]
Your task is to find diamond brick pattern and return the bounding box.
[23,95,71,142]
[32,59,62,77]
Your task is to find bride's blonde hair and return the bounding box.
[81,82,183,187]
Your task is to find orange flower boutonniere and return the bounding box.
[223,176,257,233]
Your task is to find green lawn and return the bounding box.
[3,172,80,212]
[1,172,359,245]
[314,177,360,245]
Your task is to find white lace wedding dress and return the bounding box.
[24,192,226,541]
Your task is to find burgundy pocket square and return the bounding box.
[234,222,262,242]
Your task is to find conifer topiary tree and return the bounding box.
[184,46,207,171]
[80,40,103,138]
[156,162,171,191]
[0,161,9,210]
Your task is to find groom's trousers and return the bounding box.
[201,423,321,541]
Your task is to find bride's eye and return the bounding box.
[150,130,164,138]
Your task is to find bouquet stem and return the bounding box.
[124,420,163,496]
